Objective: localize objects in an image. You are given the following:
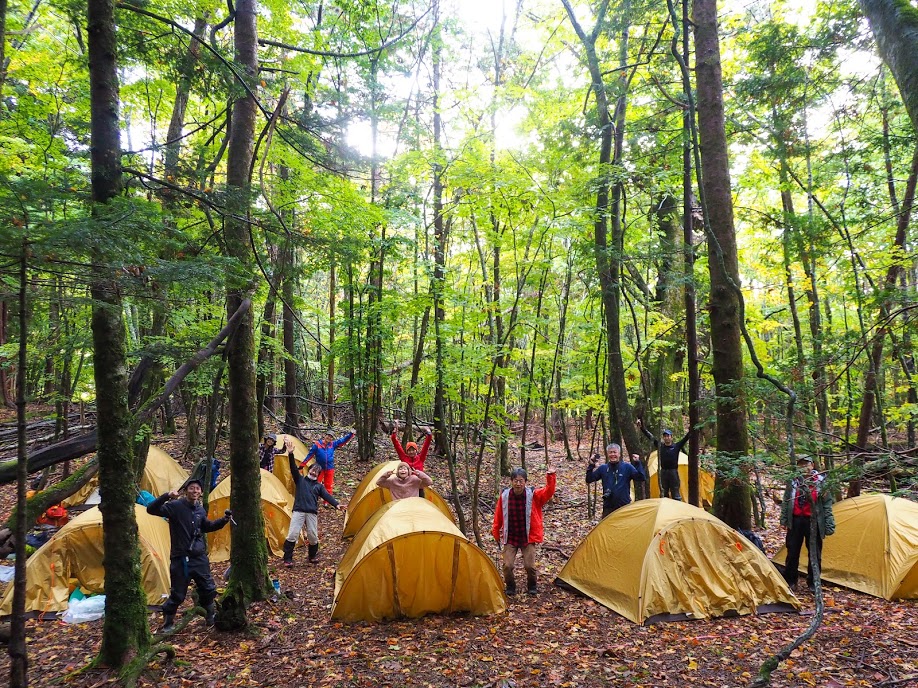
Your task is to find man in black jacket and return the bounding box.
[284,455,345,566]
[147,478,231,631]
[637,419,689,501]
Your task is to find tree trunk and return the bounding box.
[850,143,918,496]
[219,0,271,627]
[255,281,278,440]
[562,0,641,457]
[859,0,918,133]
[283,242,298,432]
[652,193,686,431]
[678,0,701,507]
[327,260,336,425]
[86,0,151,667]
[432,22,450,462]
[694,0,750,529]
[9,240,29,688]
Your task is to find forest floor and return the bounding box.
[0,418,916,687]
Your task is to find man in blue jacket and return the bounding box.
[586,443,646,518]
[303,429,354,493]
[147,478,231,631]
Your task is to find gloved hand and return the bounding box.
[224,509,233,518]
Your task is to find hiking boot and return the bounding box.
[505,583,517,596]
[307,543,320,563]
[527,572,537,595]
[204,603,216,627]
[161,613,175,633]
[283,539,295,567]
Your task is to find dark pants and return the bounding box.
[659,468,682,501]
[783,515,822,587]
[162,554,217,615]
[601,499,629,519]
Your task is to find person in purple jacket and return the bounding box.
[302,429,354,493]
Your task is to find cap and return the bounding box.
[796,455,814,464]
[662,429,673,436]
[406,441,418,452]
[185,477,204,489]
[264,432,277,442]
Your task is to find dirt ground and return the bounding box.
[0,422,916,687]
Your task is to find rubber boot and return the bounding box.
[307,543,319,563]
[504,572,516,596]
[526,571,538,595]
[161,612,175,633]
[204,602,216,627]
[283,539,295,567]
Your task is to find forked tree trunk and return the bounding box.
[561,0,641,458]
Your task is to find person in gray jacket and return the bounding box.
[283,456,345,566]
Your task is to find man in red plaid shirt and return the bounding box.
[492,465,556,595]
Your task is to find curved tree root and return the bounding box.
[118,643,176,688]
[117,607,203,687]
[749,523,825,686]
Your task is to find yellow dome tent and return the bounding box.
[62,445,189,507]
[773,493,918,600]
[273,433,311,495]
[555,499,799,624]
[0,505,171,616]
[332,498,506,622]
[342,460,454,538]
[630,451,715,507]
[206,469,296,562]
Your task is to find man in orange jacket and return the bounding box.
[492,465,556,595]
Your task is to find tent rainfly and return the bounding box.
[342,460,454,538]
[555,499,800,624]
[332,498,506,622]
[63,445,189,507]
[630,451,715,507]
[273,433,311,496]
[0,505,171,616]
[206,468,297,562]
[773,493,918,600]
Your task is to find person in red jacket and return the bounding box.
[389,422,433,471]
[492,465,556,595]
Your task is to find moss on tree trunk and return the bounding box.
[218,0,272,628]
[88,0,151,665]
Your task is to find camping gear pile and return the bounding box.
[0,446,188,619]
[0,504,172,616]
